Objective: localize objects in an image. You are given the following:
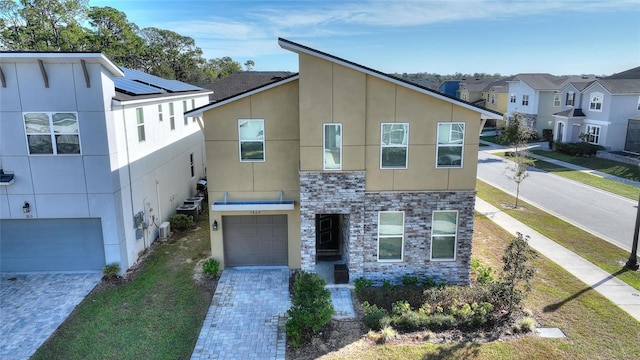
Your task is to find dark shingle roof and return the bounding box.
[605,66,640,79]
[554,108,585,117]
[196,71,294,102]
[596,79,640,94]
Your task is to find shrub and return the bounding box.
[202,258,220,276]
[391,300,412,315]
[421,276,441,288]
[169,213,194,231]
[286,271,334,347]
[497,232,537,312]
[102,262,120,280]
[402,275,420,286]
[354,277,373,294]
[362,301,388,330]
[518,317,536,333]
[471,257,495,284]
[554,141,604,157]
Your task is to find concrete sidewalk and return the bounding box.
[475,197,640,322]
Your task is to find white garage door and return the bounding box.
[222,215,288,266]
[0,218,106,272]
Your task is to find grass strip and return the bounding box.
[530,150,640,182]
[476,179,640,291]
[32,216,213,360]
[494,151,640,201]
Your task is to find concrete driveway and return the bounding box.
[0,272,101,360]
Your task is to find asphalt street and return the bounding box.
[476,150,638,252]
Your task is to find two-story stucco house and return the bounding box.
[552,66,640,151]
[0,53,211,272]
[506,73,596,136]
[186,39,502,284]
[481,78,511,117]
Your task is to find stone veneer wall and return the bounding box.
[362,191,475,285]
[299,172,366,276]
[300,171,475,285]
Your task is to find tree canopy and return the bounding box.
[0,0,245,82]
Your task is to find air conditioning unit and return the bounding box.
[159,222,171,239]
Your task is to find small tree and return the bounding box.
[285,271,334,347]
[496,232,537,313]
[500,112,535,154]
[504,147,534,208]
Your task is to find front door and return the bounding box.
[316,214,341,260]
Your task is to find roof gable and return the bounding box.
[278,38,501,120]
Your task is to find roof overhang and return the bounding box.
[277,38,502,121]
[211,200,295,211]
[185,75,300,117]
[0,52,124,77]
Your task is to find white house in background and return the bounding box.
[506,73,596,136]
[552,68,640,151]
[0,53,211,272]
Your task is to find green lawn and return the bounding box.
[323,214,640,359]
[32,215,213,360]
[530,150,640,182]
[495,151,640,201]
[476,180,640,291]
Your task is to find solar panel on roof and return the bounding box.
[120,67,202,92]
[114,77,163,95]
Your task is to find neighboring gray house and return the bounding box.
[196,71,293,103]
[0,53,211,272]
[507,73,596,136]
[552,67,640,151]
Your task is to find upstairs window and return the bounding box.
[24,112,80,155]
[510,94,516,103]
[136,108,145,142]
[437,122,465,168]
[238,119,265,161]
[431,211,458,261]
[637,96,640,111]
[522,94,529,106]
[169,103,175,130]
[183,101,188,125]
[158,104,163,121]
[323,123,342,170]
[378,211,404,262]
[566,92,575,106]
[491,94,496,104]
[554,94,561,107]
[589,92,603,111]
[461,92,468,101]
[380,123,409,169]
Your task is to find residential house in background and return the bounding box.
[196,71,293,103]
[0,53,211,272]
[552,66,640,151]
[186,38,502,284]
[481,78,511,119]
[458,78,494,105]
[438,80,461,98]
[506,73,596,136]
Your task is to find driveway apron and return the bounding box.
[0,273,101,360]
[192,268,290,360]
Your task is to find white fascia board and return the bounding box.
[278,40,502,121]
[184,75,300,118]
[211,202,295,211]
[113,91,212,106]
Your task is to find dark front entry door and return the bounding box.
[316,214,341,259]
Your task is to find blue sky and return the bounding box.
[90,0,639,76]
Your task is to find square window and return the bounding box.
[239,119,265,161]
[380,123,408,169]
[436,123,464,168]
[324,123,342,170]
[585,125,601,144]
[431,211,458,260]
[378,211,404,261]
[589,92,603,111]
[24,112,80,155]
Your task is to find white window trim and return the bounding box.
[522,94,529,106]
[377,211,404,262]
[183,101,188,125]
[436,122,465,169]
[490,93,496,104]
[553,94,561,107]
[158,104,163,121]
[238,119,266,162]
[585,124,601,145]
[566,92,575,107]
[510,93,516,103]
[169,103,175,130]
[323,123,342,170]
[589,92,603,112]
[136,108,145,142]
[380,122,409,169]
[430,210,458,261]
[23,111,81,156]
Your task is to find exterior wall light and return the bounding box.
[22,201,30,213]
[212,220,218,231]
